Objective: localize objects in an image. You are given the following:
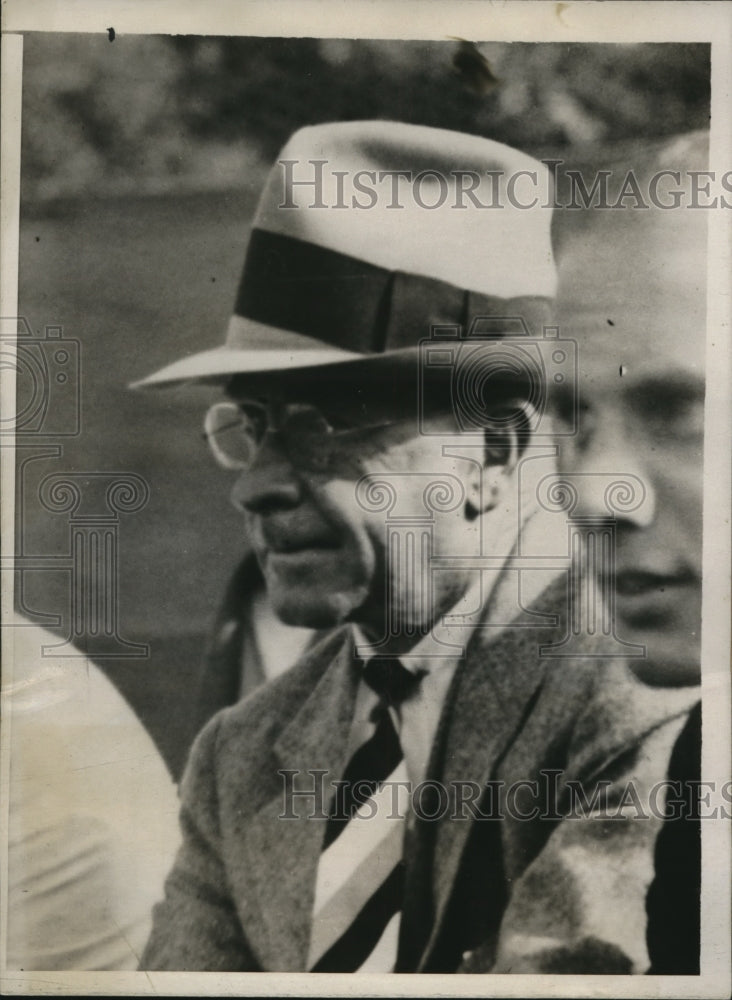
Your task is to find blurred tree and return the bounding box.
[165,38,710,153]
[22,34,187,200]
[21,35,710,201]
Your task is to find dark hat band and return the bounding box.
[234,228,553,353]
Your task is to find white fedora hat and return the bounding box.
[132,120,556,389]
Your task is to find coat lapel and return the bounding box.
[234,633,359,971]
[417,581,565,969]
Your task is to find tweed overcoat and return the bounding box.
[142,576,699,973]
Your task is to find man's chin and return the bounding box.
[620,623,701,687]
[267,580,370,630]
[262,547,375,629]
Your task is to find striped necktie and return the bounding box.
[307,657,424,972]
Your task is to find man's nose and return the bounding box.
[563,419,656,528]
[230,434,302,514]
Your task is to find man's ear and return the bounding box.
[464,423,519,520]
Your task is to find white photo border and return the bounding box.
[1,2,730,997]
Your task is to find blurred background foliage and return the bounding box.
[22,35,710,201]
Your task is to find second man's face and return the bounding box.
[553,216,706,684]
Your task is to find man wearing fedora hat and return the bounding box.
[137,121,698,973]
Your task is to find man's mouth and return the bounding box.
[268,540,339,555]
[260,529,340,555]
[596,567,699,631]
[610,568,696,598]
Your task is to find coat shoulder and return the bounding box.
[196,627,349,757]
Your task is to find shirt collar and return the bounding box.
[350,576,484,679]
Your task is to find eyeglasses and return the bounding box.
[203,400,402,473]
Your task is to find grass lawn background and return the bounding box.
[16,189,259,777]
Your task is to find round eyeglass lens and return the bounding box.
[204,402,261,470]
[282,406,334,471]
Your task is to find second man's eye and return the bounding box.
[632,378,705,444]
